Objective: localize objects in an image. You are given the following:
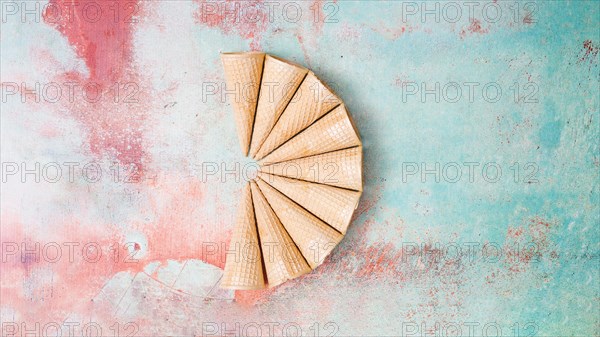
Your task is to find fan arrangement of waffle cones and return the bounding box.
[220,52,363,289]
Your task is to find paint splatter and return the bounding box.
[194,0,269,50]
[394,74,411,87]
[486,216,558,282]
[460,19,489,38]
[578,40,599,65]
[338,23,361,41]
[371,24,411,40]
[523,12,535,25]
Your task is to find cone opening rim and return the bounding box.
[221,51,266,58]
[338,104,362,143]
[266,54,308,71]
[220,283,265,290]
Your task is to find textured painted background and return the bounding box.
[1,1,599,336]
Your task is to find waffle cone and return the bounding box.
[255,72,341,160]
[258,172,360,234]
[249,56,308,158]
[250,181,311,287]
[220,183,265,289]
[260,104,361,164]
[221,52,265,155]
[260,147,363,191]
[255,178,343,269]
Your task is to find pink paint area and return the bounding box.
[33,0,248,309]
[194,0,269,50]
[0,212,144,323]
[42,0,148,173]
[43,0,137,86]
[0,176,235,322]
[138,177,231,270]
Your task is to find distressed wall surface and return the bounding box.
[1,1,599,336]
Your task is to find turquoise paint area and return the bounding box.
[303,1,599,335]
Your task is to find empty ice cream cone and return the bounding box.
[250,181,311,287]
[255,72,341,160]
[261,147,363,191]
[258,172,360,234]
[248,55,308,158]
[221,52,265,155]
[220,52,363,290]
[256,178,343,269]
[260,104,361,164]
[221,183,265,290]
